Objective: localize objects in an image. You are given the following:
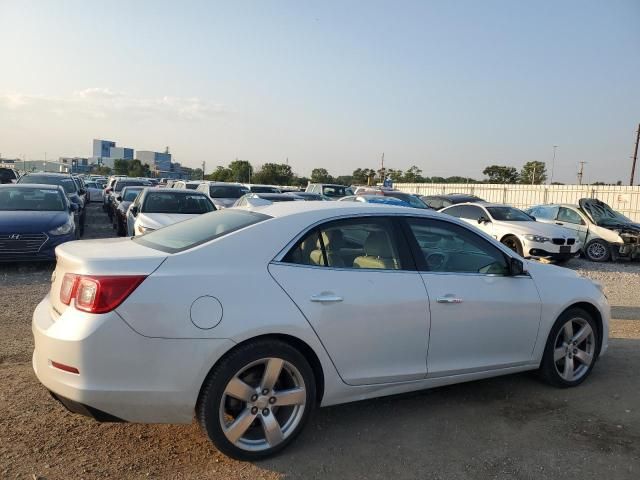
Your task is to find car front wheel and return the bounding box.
[539,308,598,388]
[584,239,611,262]
[197,339,316,460]
[501,235,524,256]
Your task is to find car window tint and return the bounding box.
[19,175,77,193]
[442,205,463,217]
[458,205,484,220]
[406,218,509,275]
[142,192,214,214]
[557,207,584,225]
[283,218,403,270]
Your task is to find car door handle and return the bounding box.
[310,293,343,303]
[436,296,463,304]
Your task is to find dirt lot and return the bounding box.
[1,203,639,479]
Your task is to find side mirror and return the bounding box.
[477,216,490,224]
[69,203,79,212]
[79,188,86,195]
[116,195,123,201]
[510,257,526,276]
[131,206,139,216]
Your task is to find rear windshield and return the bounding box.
[122,188,143,202]
[18,175,77,193]
[209,185,249,198]
[0,187,66,211]
[322,185,347,197]
[142,191,214,214]
[250,186,281,193]
[133,209,271,253]
[114,180,147,192]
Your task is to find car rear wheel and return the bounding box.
[584,239,610,262]
[539,308,598,387]
[501,235,523,256]
[197,339,316,461]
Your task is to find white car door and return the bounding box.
[402,217,541,377]
[555,207,589,244]
[269,216,430,386]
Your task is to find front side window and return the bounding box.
[557,207,585,225]
[283,217,404,270]
[405,218,509,275]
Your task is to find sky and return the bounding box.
[1,0,639,183]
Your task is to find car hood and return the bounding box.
[578,198,640,230]
[0,211,70,233]
[138,212,202,228]
[496,220,574,238]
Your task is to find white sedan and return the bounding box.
[441,202,581,263]
[125,188,215,236]
[33,202,608,460]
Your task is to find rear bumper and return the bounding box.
[32,295,234,424]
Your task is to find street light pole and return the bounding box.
[550,145,558,184]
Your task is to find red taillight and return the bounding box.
[50,360,80,374]
[59,274,146,314]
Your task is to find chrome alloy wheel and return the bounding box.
[219,358,306,452]
[553,317,596,382]
[586,242,607,260]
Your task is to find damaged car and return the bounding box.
[526,198,640,262]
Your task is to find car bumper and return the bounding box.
[523,239,581,259]
[611,242,640,260]
[32,295,234,424]
[0,233,75,262]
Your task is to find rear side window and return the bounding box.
[557,207,584,225]
[134,209,271,253]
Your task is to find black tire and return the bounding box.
[197,339,316,461]
[501,235,524,256]
[539,307,599,388]
[584,239,611,262]
[116,218,126,236]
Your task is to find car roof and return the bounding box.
[142,187,207,195]
[22,172,71,177]
[0,183,64,191]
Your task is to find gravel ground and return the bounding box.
[1,204,639,479]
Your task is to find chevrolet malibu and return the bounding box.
[33,202,609,460]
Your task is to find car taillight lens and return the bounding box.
[59,274,146,313]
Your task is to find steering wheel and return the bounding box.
[425,252,448,271]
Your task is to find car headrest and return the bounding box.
[364,231,393,258]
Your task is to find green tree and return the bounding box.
[482,165,519,183]
[310,168,333,183]
[229,160,253,183]
[113,159,129,176]
[252,163,294,185]
[94,165,112,175]
[403,165,424,183]
[207,166,233,182]
[334,175,353,186]
[352,168,370,184]
[387,169,404,182]
[445,176,477,183]
[520,161,547,184]
[191,168,204,180]
[127,159,150,177]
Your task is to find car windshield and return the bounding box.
[19,175,77,194]
[386,193,428,208]
[582,200,632,225]
[322,185,347,197]
[486,207,532,221]
[115,181,147,192]
[209,185,249,198]
[122,189,143,202]
[0,187,65,211]
[134,209,271,253]
[142,192,215,214]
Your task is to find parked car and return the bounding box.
[421,193,484,210]
[172,180,203,190]
[339,195,412,207]
[107,178,151,221]
[234,192,304,207]
[305,183,353,198]
[286,191,332,201]
[72,175,89,204]
[18,172,86,236]
[526,199,640,262]
[0,167,19,184]
[196,182,250,209]
[126,188,215,236]
[244,184,282,194]
[112,186,145,236]
[33,201,608,460]
[83,180,104,202]
[0,184,78,261]
[441,202,581,263]
[365,191,430,209]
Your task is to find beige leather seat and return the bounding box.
[310,230,346,267]
[353,231,398,269]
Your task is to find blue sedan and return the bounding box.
[0,184,79,262]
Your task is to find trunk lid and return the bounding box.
[50,237,167,315]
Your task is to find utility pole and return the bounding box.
[380,152,385,183]
[630,123,640,186]
[577,161,587,185]
[549,145,558,184]
[531,164,536,185]
[201,161,205,180]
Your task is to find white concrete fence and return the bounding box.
[395,183,640,222]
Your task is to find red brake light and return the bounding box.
[59,274,146,313]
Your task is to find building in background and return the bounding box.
[137,148,173,177]
[109,146,133,160]
[91,139,134,168]
[92,139,115,158]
